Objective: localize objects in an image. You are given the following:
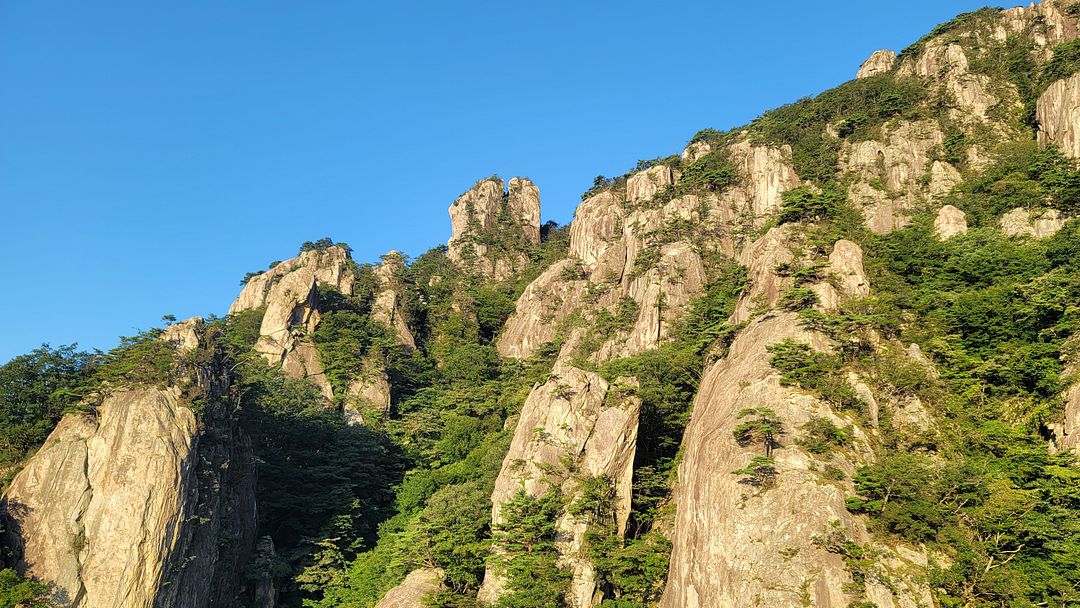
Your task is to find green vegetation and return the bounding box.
[732,407,783,456]
[767,339,865,414]
[0,569,53,608]
[750,75,926,182]
[0,345,98,482]
[491,489,570,608]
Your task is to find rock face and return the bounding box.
[371,251,416,350]
[230,245,354,314]
[1,327,256,608]
[375,568,445,608]
[1000,207,1067,239]
[447,177,541,280]
[251,268,333,399]
[1038,72,1080,158]
[499,140,798,361]
[856,49,896,79]
[841,121,961,233]
[477,366,640,607]
[1056,372,1080,451]
[934,204,969,239]
[898,42,998,121]
[660,313,929,608]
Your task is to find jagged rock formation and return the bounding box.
[1055,369,1080,451]
[231,245,355,314]
[841,121,961,233]
[372,251,416,350]
[478,366,640,607]
[253,267,333,399]
[447,177,541,280]
[1000,207,1067,238]
[811,239,872,313]
[1,321,256,608]
[856,49,897,79]
[1037,72,1080,158]
[934,204,969,239]
[375,568,445,608]
[499,140,798,360]
[231,245,362,399]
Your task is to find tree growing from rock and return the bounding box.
[732,407,783,456]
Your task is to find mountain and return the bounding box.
[3,2,1080,607]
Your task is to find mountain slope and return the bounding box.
[3,2,1080,608]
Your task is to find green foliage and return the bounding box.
[0,345,98,476]
[778,286,819,311]
[1039,38,1080,94]
[732,407,783,456]
[0,569,53,608]
[797,416,853,454]
[898,8,1001,62]
[299,237,349,254]
[731,455,778,488]
[675,150,738,193]
[778,186,847,225]
[751,75,926,182]
[767,339,864,413]
[492,489,570,608]
[945,141,1080,224]
[90,329,176,388]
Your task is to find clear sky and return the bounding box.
[0,0,992,362]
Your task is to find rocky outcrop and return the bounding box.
[500,140,798,361]
[856,49,896,79]
[626,164,677,203]
[345,368,392,424]
[841,120,961,233]
[680,140,711,163]
[898,42,998,121]
[1000,207,1067,239]
[252,268,333,399]
[447,177,541,280]
[660,312,930,608]
[812,239,871,313]
[371,251,416,350]
[1037,72,1080,159]
[1055,372,1080,451]
[477,366,640,607]
[230,245,354,314]
[1,327,256,608]
[376,568,445,608]
[730,225,795,324]
[934,204,968,239]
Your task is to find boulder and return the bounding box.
[934,205,968,239]
[375,568,445,608]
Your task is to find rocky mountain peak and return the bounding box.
[447,176,541,279]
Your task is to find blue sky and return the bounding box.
[0,0,990,362]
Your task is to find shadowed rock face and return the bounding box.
[447,177,541,280]
[1,324,256,608]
